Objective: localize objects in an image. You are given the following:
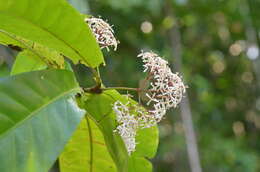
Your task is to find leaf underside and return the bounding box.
[0,70,85,172]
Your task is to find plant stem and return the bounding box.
[102,87,140,92]
[83,86,141,93]
[90,68,101,85]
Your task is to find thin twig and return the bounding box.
[102,87,140,92]
[83,86,140,93]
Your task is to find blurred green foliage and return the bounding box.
[1,0,260,171]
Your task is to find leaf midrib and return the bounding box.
[0,86,79,140]
[86,115,93,172]
[0,30,47,65]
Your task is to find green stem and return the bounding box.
[82,86,140,93]
[102,87,140,92]
[90,68,101,85]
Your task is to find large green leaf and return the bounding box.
[0,69,85,172]
[0,0,104,67]
[60,90,159,172]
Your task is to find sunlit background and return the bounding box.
[1,0,260,171]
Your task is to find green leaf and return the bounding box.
[0,69,85,172]
[0,32,24,48]
[60,117,117,172]
[0,0,104,68]
[128,157,152,172]
[60,90,159,172]
[132,127,159,158]
[11,50,47,75]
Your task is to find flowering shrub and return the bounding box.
[0,1,186,171]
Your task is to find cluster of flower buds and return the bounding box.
[113,51,186,154]
[138,51,186,122]
[113,96,157,154]
[113,100,139,154]
[85,17,118,51]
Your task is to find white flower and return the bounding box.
[138,51,186,122]
[112,51,186,154]
[113,100,139,154]
[85,17,118,51]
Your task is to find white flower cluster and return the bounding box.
[85,17,118,51]
[113,51,186,154]
[113,97,157,154]
[138,51,186,122]
[113,100,139,154]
